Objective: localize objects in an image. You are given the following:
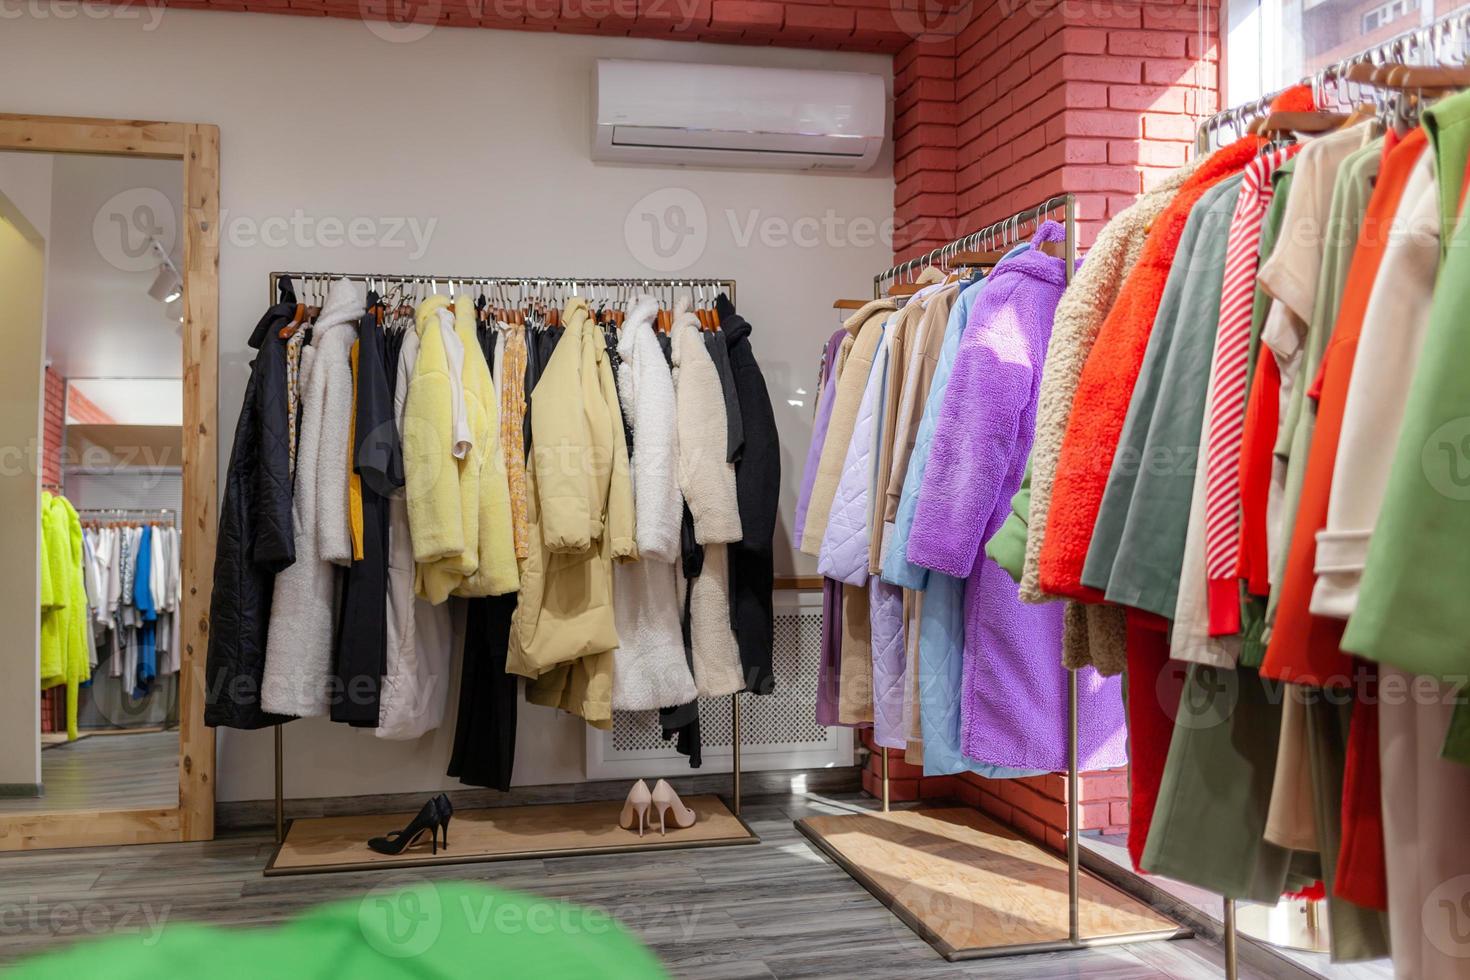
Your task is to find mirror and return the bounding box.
[0,150,185,818]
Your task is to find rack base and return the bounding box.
[264,794,757,876]
[796,807,1188,961]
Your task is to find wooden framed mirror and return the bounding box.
[0,114,218,850]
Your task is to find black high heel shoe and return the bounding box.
[368,800,442,856]
[433,793,453,849]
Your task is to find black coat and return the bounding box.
[717,295,779,695]
[204,294,298,730]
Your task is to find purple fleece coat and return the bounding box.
[908,222,1127,770]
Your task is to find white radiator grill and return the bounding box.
[588,590,852,778]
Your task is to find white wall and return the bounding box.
[0,9,893,803]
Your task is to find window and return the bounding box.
[1224,0,1459,108]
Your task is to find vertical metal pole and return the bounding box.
[1067,667,1080,944]
[881,747,891,812]
[273,723,284,844]
[731,694,742,817]
[1223,899,1238,980]
[1063,196,1081,947]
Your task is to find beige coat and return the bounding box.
[512,298,636,729]
[1019,162,1198,674]
[799,299,897,556]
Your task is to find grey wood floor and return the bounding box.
[3,731,178,814]
[0,792,1271,978]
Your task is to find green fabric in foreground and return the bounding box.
[7,882,668,980]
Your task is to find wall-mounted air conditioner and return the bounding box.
[593,59,887,173]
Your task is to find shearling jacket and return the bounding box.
[205,288,298,730]
[402,294,518,604]
[800,299,896,555]
[516,298,636,728]
[611,297,698,710]
[673,312,742,545]
[260,278,363,718]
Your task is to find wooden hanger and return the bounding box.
[278,302,308,340]
[1257,110,1350,137]
[832,298,868,310]
[886,283,922,297]
[1381,63,1470,89]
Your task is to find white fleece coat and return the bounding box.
[261,278,363,717]
[378,325,455,739]
[671,310,744,697]
[611,297,698,710]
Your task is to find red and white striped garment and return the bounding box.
[1202,145,1300,637]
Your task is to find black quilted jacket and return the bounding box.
[204,298,299,729]
[717,295,780,696]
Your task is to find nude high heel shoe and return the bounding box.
[618,780,653,837]
[651,779,697,835]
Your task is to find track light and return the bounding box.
[146,237,183,305]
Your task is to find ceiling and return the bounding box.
[17,152,185,381]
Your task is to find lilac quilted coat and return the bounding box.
[908,222,1127,770]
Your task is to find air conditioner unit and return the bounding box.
[593,60,887,173]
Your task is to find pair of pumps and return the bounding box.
[618,779,696,837]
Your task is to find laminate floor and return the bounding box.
[2,731,177,814]
[0,792,1270,978]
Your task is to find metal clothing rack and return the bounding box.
[1188,14,1470,977]
[1196,6,1470,154]
[262,270,746,850]
[840,195,1180,959]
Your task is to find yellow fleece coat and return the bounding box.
[40,492,89,740]
[402,295,519,603]
[511,298,636,729]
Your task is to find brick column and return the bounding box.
[892,0,1218,258]
[879,0,1218,848]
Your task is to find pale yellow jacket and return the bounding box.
[402,294,518,603]
[511,298,636,729]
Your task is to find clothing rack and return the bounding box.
[832,196,1180,959]
[267,272,737,311]
[263,270,747,851]
[1184,16,1470,977]
[1196,5,1470,153]
[874,195,1073,293]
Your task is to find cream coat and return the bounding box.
[800,299,896,555]
[673,311,741,544]
[515,298,636,729]
[378,325,454,739]
[261,278,363,717]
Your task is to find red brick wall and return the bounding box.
[42,367,65,489]
[894,0,1219,258]
[861,732,1129,852]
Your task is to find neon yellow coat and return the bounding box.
[40,492,90,740]
[402,295,519,603]
[511,298,637,728]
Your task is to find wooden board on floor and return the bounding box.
[796,807,1186,961]
[266,795,758,876]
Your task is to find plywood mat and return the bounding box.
[267,795,757,875]
[797,807,1183,959]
